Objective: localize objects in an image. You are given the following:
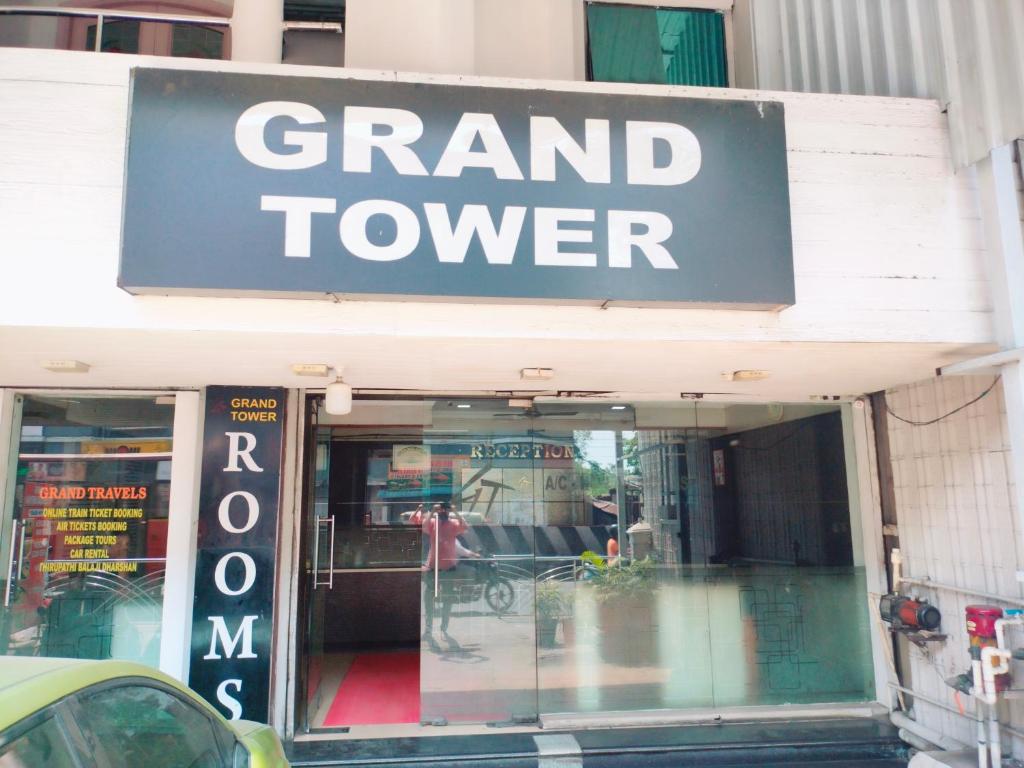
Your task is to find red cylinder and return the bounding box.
[966,605,1009,691]
[966,604,1003,639]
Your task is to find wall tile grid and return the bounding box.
[885,375,1024,747]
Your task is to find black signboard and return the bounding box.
[190,387,285,723]
[120,68,794,308]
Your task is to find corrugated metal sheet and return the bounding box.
[747,0,1024,168]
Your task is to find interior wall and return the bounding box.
[884,375,1024,751]
[728,411,851,566]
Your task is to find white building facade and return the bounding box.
[1,0,1022,759]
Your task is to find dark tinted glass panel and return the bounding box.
[74,685,224,768]
[85,20,140,53]
[172,25,224,59]
[587,5,728,87]
[0,716,77,768]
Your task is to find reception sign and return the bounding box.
[120,68,794,308]
[190,387,285,722]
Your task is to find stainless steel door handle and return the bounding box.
[326,517,335,590]
[312,515,321,591]
[314,517,336,589]
[4,520,23,608]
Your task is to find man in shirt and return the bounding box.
[422,501,468,638]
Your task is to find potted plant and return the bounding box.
[560,589,576,646]
[536,581,565,648]
[579,551,657,664]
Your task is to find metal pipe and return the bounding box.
[94,13,103,52]
[988,704,1001,768]
[886,682,1024,742]
[890,711,967,752]
[897,727,940,753]
[976,698,987,768]
[995,616,1024,649]
[900,576,1024,608]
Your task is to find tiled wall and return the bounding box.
[885,375,1024,748]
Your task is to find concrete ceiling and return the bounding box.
[0,325,993,404]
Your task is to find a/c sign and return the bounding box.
[120,69,794,308]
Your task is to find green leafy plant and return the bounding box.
[586,556,655,604]
[580,549,607,572]
[536,580,567,620]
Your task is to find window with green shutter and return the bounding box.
[586,4,728,88]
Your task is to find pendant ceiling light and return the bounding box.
[325,375,353,415]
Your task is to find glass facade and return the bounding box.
[303,398,874,731]
[0,395,174,667]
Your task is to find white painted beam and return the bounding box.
[938,347,1023,376]
[159,390,204,683]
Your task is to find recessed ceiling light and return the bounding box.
[456,404,472,409]
[610,405,627,410]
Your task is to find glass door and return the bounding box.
[300,403,333,731]
[1,395,174,666]
[418,400,542,726]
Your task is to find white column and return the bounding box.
[159,390,204,682]
[274,389,303,738]
[846,400,891,706]
[231,0,283,64]
[976,143,1024,570]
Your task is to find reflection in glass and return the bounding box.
[305,399,875,730]
[1,396,173,668]
[536,404,873,715]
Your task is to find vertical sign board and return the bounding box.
[190,387,285,722]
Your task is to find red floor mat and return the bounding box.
[323,652,420,726]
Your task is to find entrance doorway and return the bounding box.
[295,397,876,736]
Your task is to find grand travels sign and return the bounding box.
[120,68,794,308]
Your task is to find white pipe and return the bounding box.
[890,711,968,752]
[899,577,1024,608]
[988,704,1001,768]
[897,727,939,752]
[976,698,988,768]
[980,647,1011,768]
[981,647,1011,704]
[994,616,1024,650]
[973,658,995,705]
[887,681,1024,742]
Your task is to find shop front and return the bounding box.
[294,396,876,736]
[0,44,992,744]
